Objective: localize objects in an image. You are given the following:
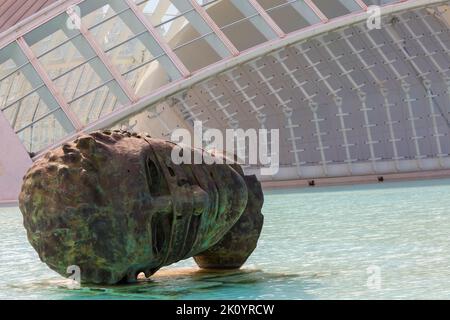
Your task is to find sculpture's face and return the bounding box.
[19,130,248,284]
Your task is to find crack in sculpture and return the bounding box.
[19,130,264,284]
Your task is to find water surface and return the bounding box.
[2,179,450,299]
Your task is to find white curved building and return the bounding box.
[1,0,450,205]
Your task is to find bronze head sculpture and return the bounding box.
[19,130,264,284]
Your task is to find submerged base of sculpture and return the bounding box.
[19,130,264,284]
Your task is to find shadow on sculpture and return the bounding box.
[19,130,264,284]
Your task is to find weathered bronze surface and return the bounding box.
[19,130,264,284]
[194,174,264,269]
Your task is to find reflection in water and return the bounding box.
[8,268,311,300]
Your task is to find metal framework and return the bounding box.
[1,0,450,205]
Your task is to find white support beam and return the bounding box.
[305,0,329,22]
[338,0,365,12]
[288,0,323,25]
[416,10,450,111]
[24,0,447,161]
[357,26,408,170]
[234,0,283,39]
[0,0,83,49]
[225,68,267,128]
[16,37,82,131]
[277,52,322,156]
[354,0,369,11]
[125,0,191,78]
[298,40,355,174]
[248,0,285,38]
[385,23,446,164]
[66,9,138,104]
[251,56,305,177]
[202,81,239,129]
[188,0,239,56]
[175,93,203,125]
[319,34,378,171]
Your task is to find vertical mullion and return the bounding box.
[247,0,285,38]
[125,0,191,78]
[67,9,138,103]
[354,0,368,10]
[16,37,83,130]
[304,0,329,22]
[188,0,240,56]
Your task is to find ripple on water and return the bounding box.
[2,179,450,299]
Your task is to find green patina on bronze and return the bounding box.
[19,130,264,284]
[194,174,264,269]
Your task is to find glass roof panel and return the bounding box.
[82,0,181,96]
[17,108,75,154]
[135,0,231,72]
[201,0,277,51]
[311,0,363,19]
[24,13,82,58]
[256,0,321,34]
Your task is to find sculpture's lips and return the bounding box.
[19,130,261,285]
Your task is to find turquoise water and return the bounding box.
[2,179,450,299]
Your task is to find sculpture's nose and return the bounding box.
[149,195,173,214]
